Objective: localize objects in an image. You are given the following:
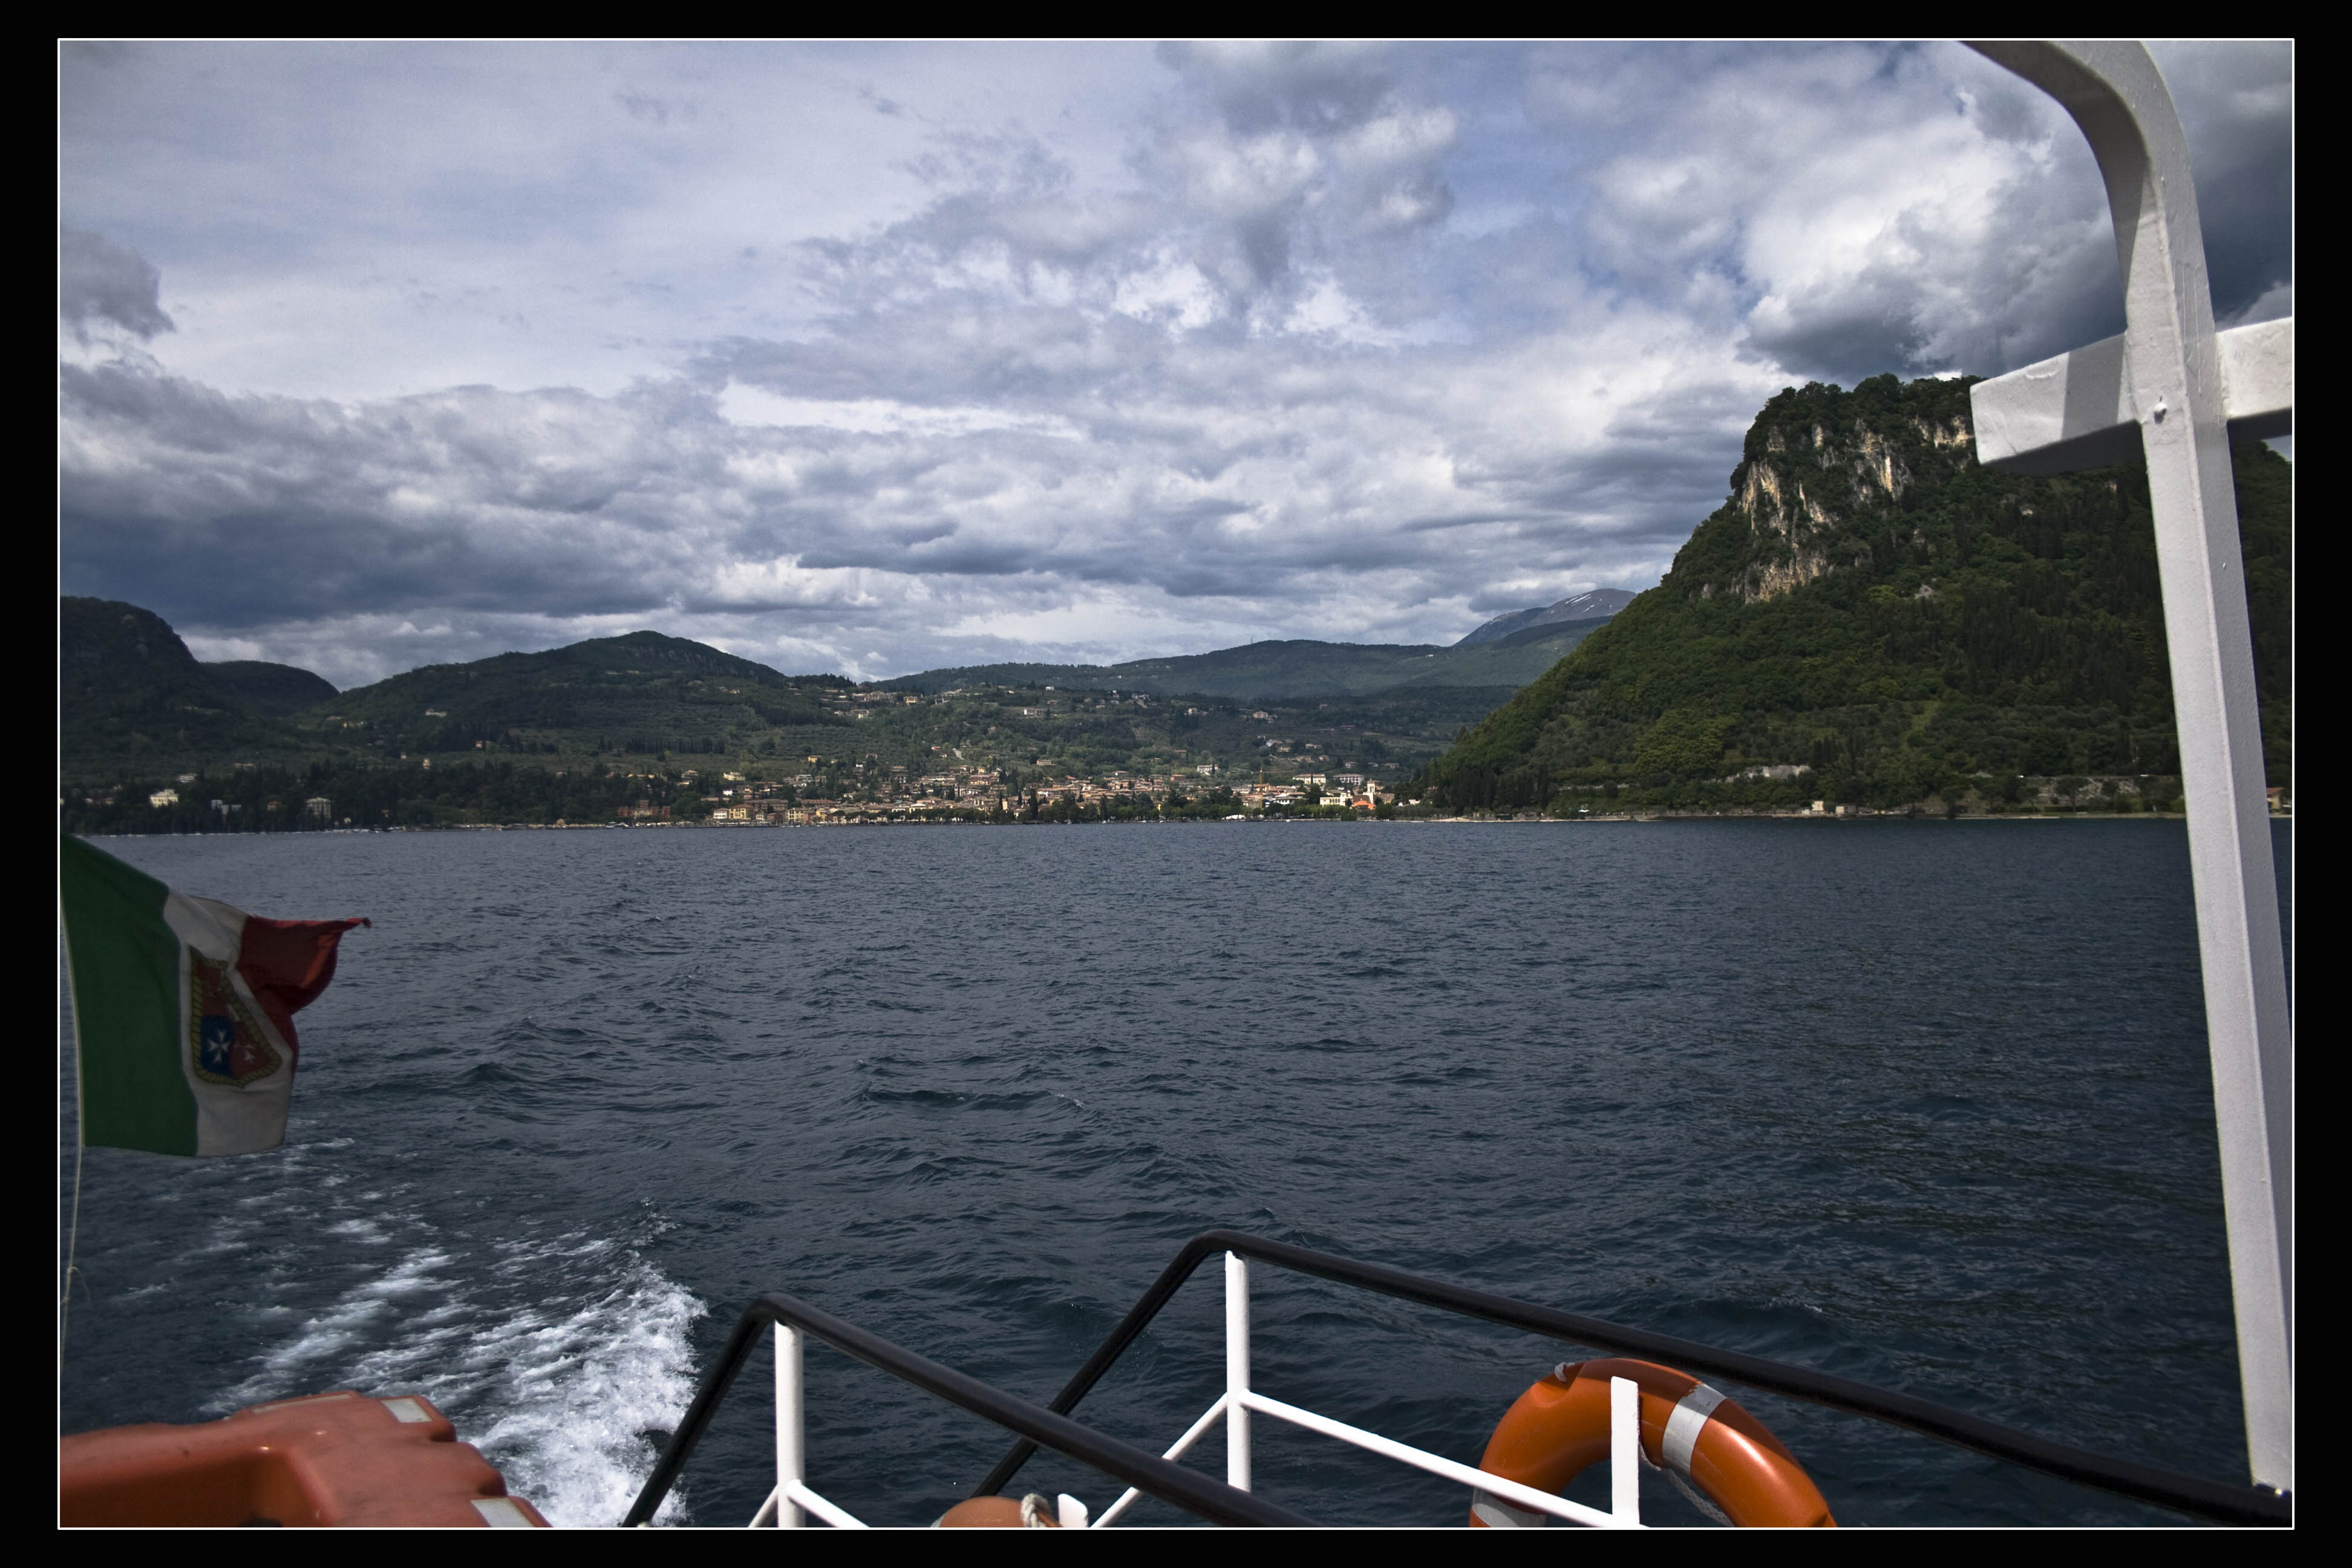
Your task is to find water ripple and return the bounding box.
[60,820,2284,1526]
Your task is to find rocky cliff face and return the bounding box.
[1426,373,2292,812]
[1696,382,1975,606]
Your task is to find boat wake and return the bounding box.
[214,1226,704,1525]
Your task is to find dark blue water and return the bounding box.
[59,820,2290,1526]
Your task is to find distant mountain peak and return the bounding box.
[1455,587,1636,647]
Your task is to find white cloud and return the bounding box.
[716,384,1082,439]
[60,42,2290,685]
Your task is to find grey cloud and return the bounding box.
[1526,42,2284,388]
[1157,41,1396,136]
[62,364,700,629]
[616,89,695,127]
[2148,41,2292,322]
[802,57,1460,341]
[1743,292,1931,387]
[60,43,2287,687]
[61,228,175,341]
[1137,43,1460,306]
[62,287,1731,676]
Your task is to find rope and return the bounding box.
[60,890,89,1350]
[60,1132,86,1345]
[62,921,89,1348]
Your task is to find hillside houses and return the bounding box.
[674,760,1390,825]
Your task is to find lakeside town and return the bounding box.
[687,757,1398,825]
[122,758,1403,829]
[103,757,2287,835]
[73,655,2287,834]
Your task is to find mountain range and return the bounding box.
[877,613,1615,701]
[60,578,1630,779]
[57,599,1620,789]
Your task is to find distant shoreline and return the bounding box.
[78,809,2294,841]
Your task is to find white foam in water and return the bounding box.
[463,1256,705,1526]
[222,1247,460,1405]
[218,1232,704,1526]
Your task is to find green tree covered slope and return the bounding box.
[203,659,339,717]
[1426,374,2290,812]
[59,606,1504,820]
[294,630,852,755]
[881,616,1613,700]
[60,598,295,770]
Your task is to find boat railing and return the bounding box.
[1073,1249,1636,1528]
[624,1228,2289,1527]
[618,1276,1307,1529]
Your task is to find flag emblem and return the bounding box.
[189,955,282,1086]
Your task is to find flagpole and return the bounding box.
[61,875,87,1346]
[60,1138,85,1345]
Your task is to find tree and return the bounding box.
[1632,709,1735,776]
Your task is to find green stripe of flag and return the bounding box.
[61,835,198,1155]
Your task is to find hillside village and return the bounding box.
[697,686,1402,821]
[85,748,1398,834]
[679,746,1394,827]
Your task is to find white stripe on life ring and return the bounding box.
[1471,1489,1549,1528]
[1661,1382,1728,1478]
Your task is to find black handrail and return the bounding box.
[620,1286,1312,1527]
[975,1229,2292,1527]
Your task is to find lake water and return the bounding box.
[58,819,2290,1526]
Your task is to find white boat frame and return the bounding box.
[1965,41,2292,1492]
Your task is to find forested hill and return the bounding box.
[1425,373,2291,812]
[882,615,1615,701]
[204,660,338,717]
[61,598,301,768]
[302,630,851,756]
[59,609,858,774]
[58,605,1524,796]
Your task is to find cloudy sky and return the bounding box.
[59,41,2291,688]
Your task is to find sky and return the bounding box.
[59,41,2292,688]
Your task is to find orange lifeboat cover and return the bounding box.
[60,1391,550,1527]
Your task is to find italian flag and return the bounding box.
[61,835,367,1157]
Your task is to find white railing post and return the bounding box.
[776,1322,805,1527]
[1609,1376,1641,1524]
[1224,1252,1252,1492]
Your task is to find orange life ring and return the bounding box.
[936,1493,1064,1527]
[1470,1358,1834,1527]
